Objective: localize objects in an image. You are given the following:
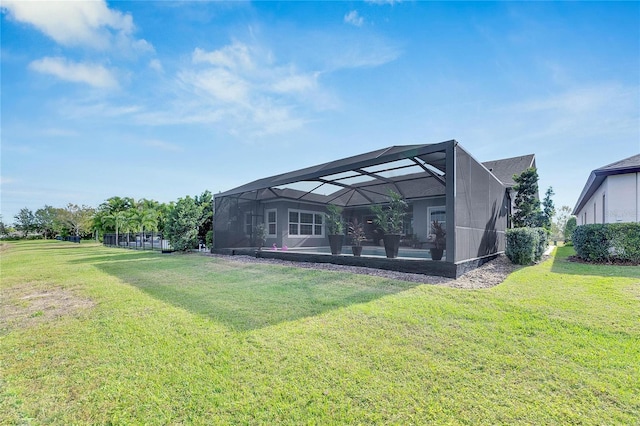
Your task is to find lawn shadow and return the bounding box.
[551,246,640,279]
[75,250,421,331]
[68,250,163,265]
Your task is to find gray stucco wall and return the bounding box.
[411,197,446,243]
[261,201,328,249]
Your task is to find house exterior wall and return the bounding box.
[576,173,640,224]
[214,199,331,249]
[264,200,328,249]
[608,173,639,223]
[454,146,509,263]
[214,196,451,250]
[412,197,446,243]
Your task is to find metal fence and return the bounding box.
[103,232,172,251]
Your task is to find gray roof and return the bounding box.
[216,140,535,208]
[482,154,536,188]
[572,153,640,215]
[216,141,453,205]
[596,153,640,172]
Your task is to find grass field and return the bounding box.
[1,240,638,424]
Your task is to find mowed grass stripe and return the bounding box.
[1,240,638,424]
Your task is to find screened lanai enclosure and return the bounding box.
[213,140,520,278]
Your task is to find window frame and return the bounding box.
[428,206,446,229]
[266,209,277,237]
[287,208,325,238]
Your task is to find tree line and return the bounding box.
[3,169,575,249]
[2,191,214,251]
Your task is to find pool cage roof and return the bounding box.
[216,140,455,207]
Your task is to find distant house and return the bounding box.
[482,154,536,227]
[213,140,535,277]
[572,154,640,224]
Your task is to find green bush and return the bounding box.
[573,223,640,263]
[563,217,577,243]
[505,227,548,265]
[572,225,609,262]
[506,228,539,265]
[534,228,549,261]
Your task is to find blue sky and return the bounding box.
[1,1,639,222]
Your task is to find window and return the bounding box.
[428,206,446,230]
[602,193,606,224]
[288,209,324,237]
[266,209,277,237]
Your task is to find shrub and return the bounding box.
[506,228,539,265]
[505,227,548,265]
[609,223,640,262]
[563,217,577,243]
[572,225,609,262]
[534,227,549,261]
[573,223,640,263]
[165,196,201,251]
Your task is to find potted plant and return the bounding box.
[254,223,266,250]
[325,204,344,255]
[348,218,366,256]
[429,220,446,261]
[370,190,408,258]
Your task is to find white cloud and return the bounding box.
[344,10,364,27]
[193,43,254,71]
[42,128,79,137]
[170,42,325,135]
[143,139,183,152]
[149,59,163,73]
[181,67,250,104]
[1,176,15,185]
[136,36,397,137]
[514,84,635,116]
[271,72,319,94]
[29,57,118,89]
[1,0,150,53]
[328,41,401,70]
[455,83,640,155]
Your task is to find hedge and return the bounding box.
[506,227,548,265]
[572,223,640,263]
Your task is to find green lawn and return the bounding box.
[1,240,638,424]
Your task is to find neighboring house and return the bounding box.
[572,154,640,224]
[482,154,537,227]
[213,140,535,277]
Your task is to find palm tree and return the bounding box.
[91,211,107,243]
[131,208,158,249]
[99,196,135,215]
[104,211,129,247]
[123,210,137,248]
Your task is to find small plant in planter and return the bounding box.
[429,220,446,261]
[254,223,267,250]
[348,218,366,256]
[370,190,408,258]
[325,204,344,255]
